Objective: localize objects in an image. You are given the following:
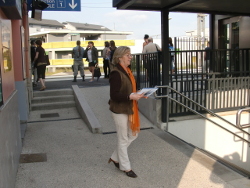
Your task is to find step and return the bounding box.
[31,101,75,111]
[33,89,73,97]
[32,95,75,104]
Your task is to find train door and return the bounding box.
[219,17,240,74]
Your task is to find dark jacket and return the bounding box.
[109,63,133,114]
[34,46,45,67]
[30,46,36,62]
[84,46,98,63]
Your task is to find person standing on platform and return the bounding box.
[30,40,37,87]
[72,40,85,82]
[169,37,175,74]
[142,37,161,87]
[33,39,46,91]
[204,41,211,78]
[109,40,117,71]
[142,34,149,51]
[103,41,111,78]
[84,41,98,82]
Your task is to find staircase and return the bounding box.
[31,89,75,111]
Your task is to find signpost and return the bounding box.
[27,0,81,11]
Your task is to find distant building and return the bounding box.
[185,28,209,38]
[29,18,132,42]
[29,18,134,70]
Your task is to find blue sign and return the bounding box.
[27,0,81,11]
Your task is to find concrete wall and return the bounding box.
[47,34,69,42]
[166,112,250,174]
[138,96,161,126]
[100,34,127,40]
[15,81,29,122]
[139,91,250,174]
[0,91,22,188]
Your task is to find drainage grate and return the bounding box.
[40,113,59,118]
[19,153,47,163]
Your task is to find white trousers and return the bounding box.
[111,112,138,171]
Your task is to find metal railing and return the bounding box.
[131,48,250,117]
[132,52,161,88]
[154,85,250,145]
[236,107,250,129]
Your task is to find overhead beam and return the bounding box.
[114,0,138,9]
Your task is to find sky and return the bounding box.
[34,0,209,39]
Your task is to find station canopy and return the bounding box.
[113,0,250,16]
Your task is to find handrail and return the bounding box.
[154,85,250,144]
[236,107,250,129]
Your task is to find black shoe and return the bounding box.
[124,170,137,178]
[72,76,77,82]
[82,75,85,81]
[108,158,119,169]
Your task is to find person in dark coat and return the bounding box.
[30,40,37,86]
[33,39,46,91]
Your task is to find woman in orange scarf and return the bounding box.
[108,46,145,178]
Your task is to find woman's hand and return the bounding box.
[129,93,145,101]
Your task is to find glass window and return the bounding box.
[232,22,239,49]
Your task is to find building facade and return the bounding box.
[0,0,31,187]
[29,18,134,70]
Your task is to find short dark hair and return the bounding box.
[76,40,81,45]
[110,40,116,48]
[30,40,35,45]
[105,41,110,47]
[35,39,42,46]
[144,34,149,39]
[169,37,173,46]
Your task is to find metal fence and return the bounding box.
[173,36,209,51]
[131,48,250,117]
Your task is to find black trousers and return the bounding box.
[148,60,158,87]
[37,65,46,79]
[103,59,110,78]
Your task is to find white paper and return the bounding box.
[137,88,158,97]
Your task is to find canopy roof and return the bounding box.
[113,0,250,16]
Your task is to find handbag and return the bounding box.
[94,65,101,80]
[45,54,50,66]
[155,44,160,52]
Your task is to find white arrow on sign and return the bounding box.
[69,0,77,9]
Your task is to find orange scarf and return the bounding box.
[120,63,140,135]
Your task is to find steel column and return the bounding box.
[161,8,170,123]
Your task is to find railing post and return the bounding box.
[157,52,161,86]
[211,73,216,110]
[135,55,141,89]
